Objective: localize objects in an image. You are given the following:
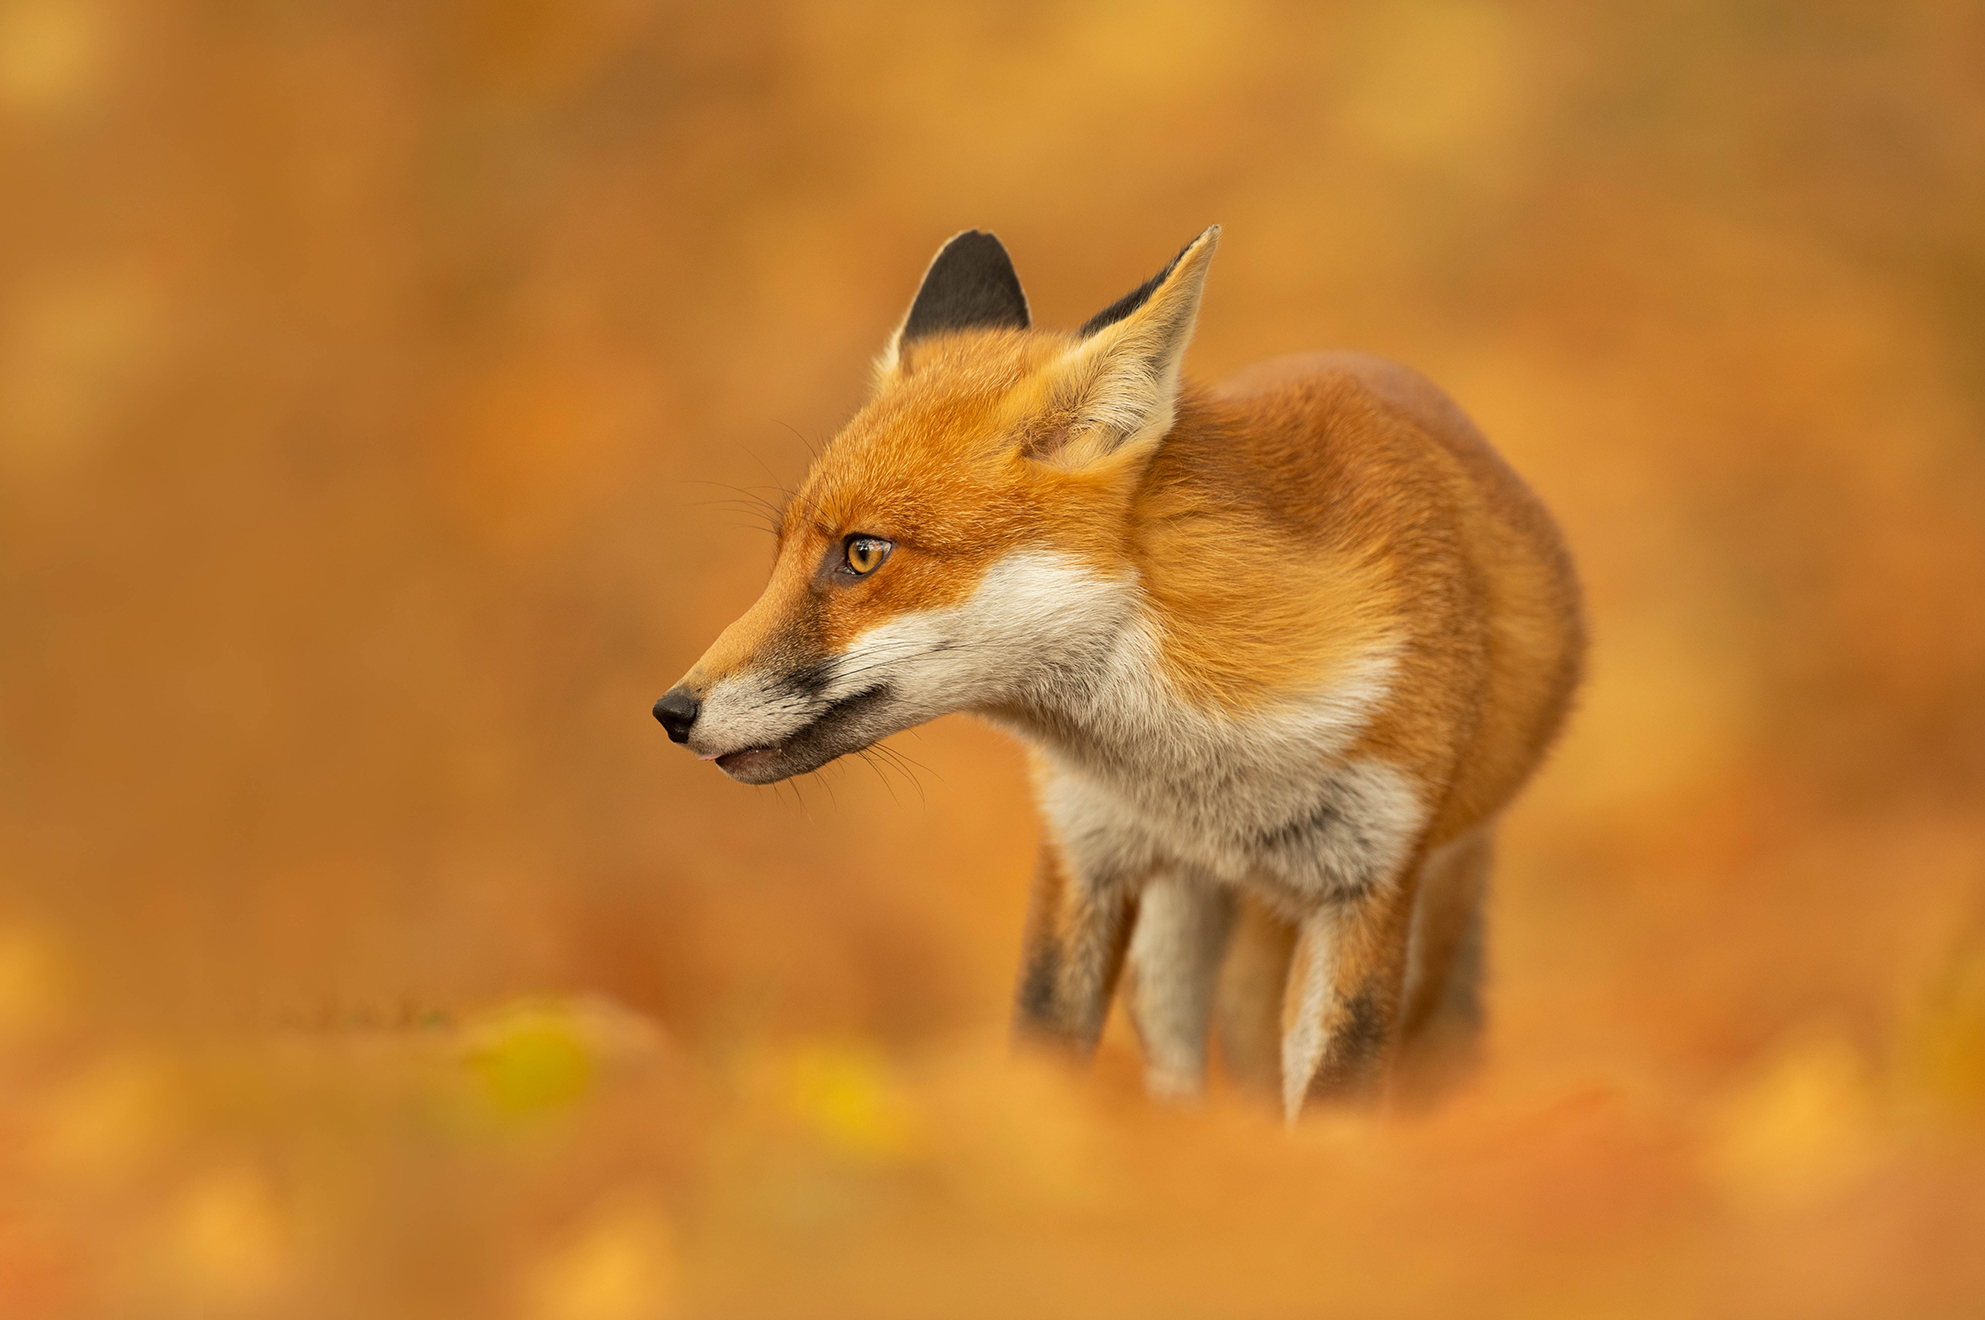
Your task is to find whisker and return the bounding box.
[810,767,839,812]
[773,419,824,466]
[681,479,790,536]
[875,740,945,789]
[819,639,1009,687]
[855,748,900,806]
[738,444,797,511]
[869,743,930,806]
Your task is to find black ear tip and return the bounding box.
[902,228,1030,343]
[938,229,1013,264]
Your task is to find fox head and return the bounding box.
[654,226,1220,783]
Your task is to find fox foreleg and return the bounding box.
[1012,842,1139,1054]
[1123,873,1236,1099]
[1279,868,1421,1121]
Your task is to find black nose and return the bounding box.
[652,688,700,743]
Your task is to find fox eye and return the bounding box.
[842,535,892,577]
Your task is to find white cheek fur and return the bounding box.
[823,551,1138,714]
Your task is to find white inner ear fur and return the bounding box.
[1043,228,1218,468]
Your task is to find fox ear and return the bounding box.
[1032,225,1219,467]
[877,230,1029,378]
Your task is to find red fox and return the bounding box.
[655,228,1583,1117]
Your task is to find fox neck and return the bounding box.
[983,603,1174,769]
[970,566,1234,785]
[972,395,1224,766]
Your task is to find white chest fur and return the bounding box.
[1008,604,1425,911]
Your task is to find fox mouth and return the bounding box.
[710,685,897,785]
[713,746,783,778]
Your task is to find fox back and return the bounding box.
[655,228,1582,1117]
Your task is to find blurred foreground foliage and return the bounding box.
[5,923,1984,1316]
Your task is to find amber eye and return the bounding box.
[843,535,892,577]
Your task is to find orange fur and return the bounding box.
[662,229,1583,1114]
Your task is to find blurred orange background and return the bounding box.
[4,1,1984,1316]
